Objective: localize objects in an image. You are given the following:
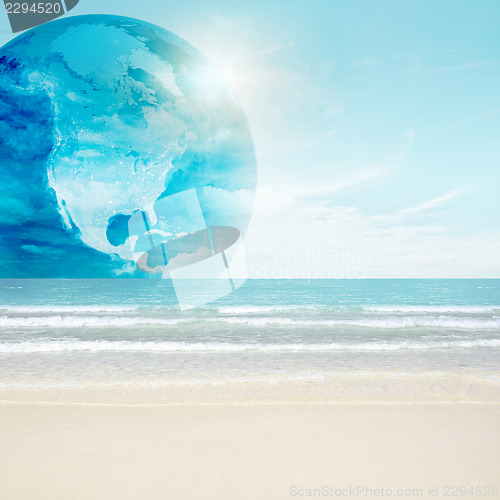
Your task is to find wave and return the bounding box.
[216,305,316,314]
[1,304,498,315]
[0,315,187,328]
[360,305,500,313]
[214,317,500,329]
[216,305,500,314]
[0,314,498,329]
[0,305,141,313]
[3,371,499,390]
[1,338,499,353]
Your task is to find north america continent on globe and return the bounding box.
[0,15,256,278]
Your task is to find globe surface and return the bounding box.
[0,15,256,278]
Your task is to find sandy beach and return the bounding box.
[1,401,499,500]
[1,280,499,498]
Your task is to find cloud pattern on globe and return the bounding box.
[0,15,256,278]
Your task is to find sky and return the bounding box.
[1,0,499,278]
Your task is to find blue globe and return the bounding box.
[0,15,256,278]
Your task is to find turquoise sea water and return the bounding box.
[0,279,499,396]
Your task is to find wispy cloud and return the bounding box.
[253,41,295,58]
[208,15,233,27]
[471,106,500,121]
[415,60,500,75]
[252,167,391,215]
[399,187,471,215]
[320,127,345,139]
[289,165,395,199]
[399,128,415,161]
[246,185,500,278]
[349,59,378,68]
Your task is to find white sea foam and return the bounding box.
[1,338,499,354]
[209,316,500,330]
[3,371,498,391]
[0,314,498,329]
[0,315,189,327]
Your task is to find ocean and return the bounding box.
[0,279,499,403]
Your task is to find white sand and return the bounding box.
[1,402,499,499]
